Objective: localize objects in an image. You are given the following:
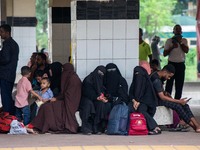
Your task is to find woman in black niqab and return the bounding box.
[79,65,111,134]
[104,63,129,105]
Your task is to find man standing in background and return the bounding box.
[163,24,189,99]
[151,35,162,69]
[0,24,19,115]
[139,28,152,63]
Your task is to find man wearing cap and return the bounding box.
[163,24,189,99]
[150,64,200,133]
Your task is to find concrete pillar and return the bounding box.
[5,0,37,79]
[71,0,139,84]
[0,0,6,25]
[48,0,71,64]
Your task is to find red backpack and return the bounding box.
[128,112,148,135]
[0,112,17,133]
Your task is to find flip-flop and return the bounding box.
[177,124,190,129]
[155,127,162,134]
[169,127,189,132]
[148,130,161,135]
[169,127,182,132]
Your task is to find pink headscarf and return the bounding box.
[139,61,151,75]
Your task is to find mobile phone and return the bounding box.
[187,98,192,101]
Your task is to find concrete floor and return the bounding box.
[0,105,199,149]
[0,82,200,149]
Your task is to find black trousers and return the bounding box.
[162,101,194,124]
[165,61,185,99]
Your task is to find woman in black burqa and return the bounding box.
[104,63,129,105]
[79,65,111,134]
[128,61,161,135]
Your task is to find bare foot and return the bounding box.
[26,127,38,134]
[195,128,200,133]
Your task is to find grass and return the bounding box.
[160,54,198,82]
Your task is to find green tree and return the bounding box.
[36,0,48,51]
[140,0,177,39]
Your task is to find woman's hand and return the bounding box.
[132,99,140,110]
[97,93,108,103]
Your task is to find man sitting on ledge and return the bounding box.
[150,64,200,133]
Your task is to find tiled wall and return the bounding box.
[50,7,71,64]
[12,27,36,73]
[4,17,37,82]
[71,0,139,86]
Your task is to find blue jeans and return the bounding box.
[15,105,31,125]
[0,79,15,115]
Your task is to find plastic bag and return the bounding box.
[8,120,28,135]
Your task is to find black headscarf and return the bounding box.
[49,62,62,93]
[104,63,129,104]
[104,63,121,97]
[91,65,106,95]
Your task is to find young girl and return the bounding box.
[30,77,53,120]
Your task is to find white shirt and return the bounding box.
[164,38,188,63]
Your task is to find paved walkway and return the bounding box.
[0,105,199,149]
[0,145,200,150]
[0,82,200,149]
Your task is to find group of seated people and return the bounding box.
[14,51,200,135]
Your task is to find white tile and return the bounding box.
[100,20,113,39]
[77,40,87,59]
[14,37,21,46]
[28,37,36,48]
[52,24,63,40]
[125,58,139,79]
[100,40,112,59]
[87,40,100,59]
[77,20,87,39]
[126,39,139,58]
[63,24,71,40]
[113,40,125,58]
[13,27,21,37]
[29,27,36,37]
[86,59,100,75]
[77,60,87,79]
[99,59,113,66]
[113,59,126,77]
[126,78,132,89]
[71,20,77,40]
[113,20,126,39]
[52,40,64,56]
[71,1,77,21]
[23,37,30,47]
[126,20,139,39]
[87,20,100,39]
[22,27,30,37]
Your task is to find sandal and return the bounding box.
[177,124,190,129]
[169,127,189,132]
[148,130,161,135]
[155,127,162,134]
